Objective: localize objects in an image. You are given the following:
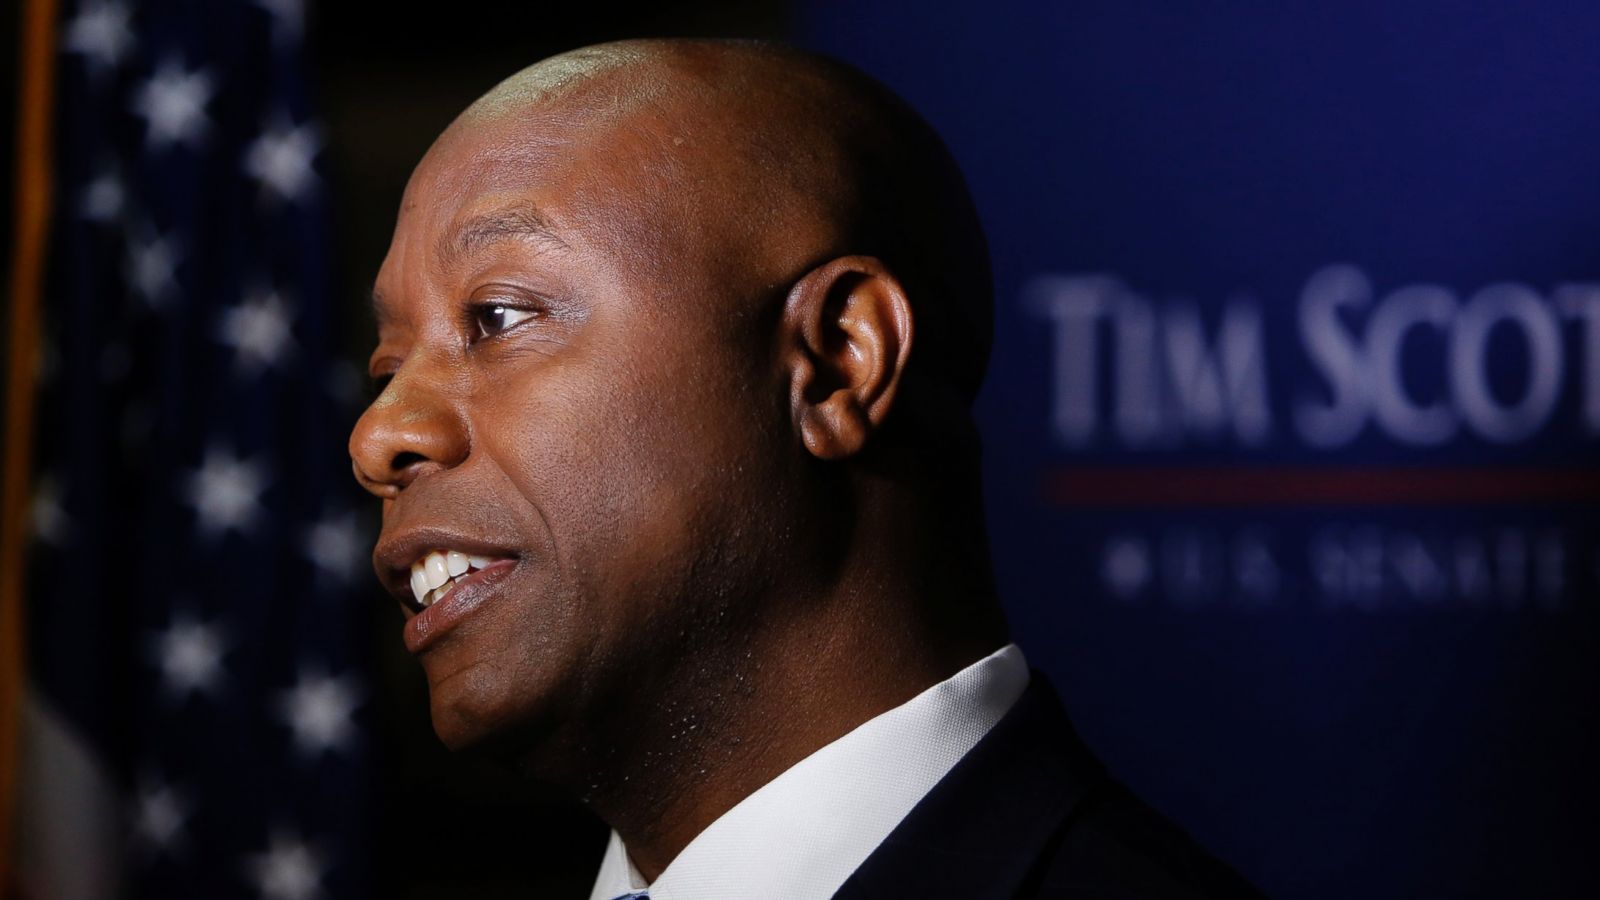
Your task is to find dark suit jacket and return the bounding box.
[832,674,1267,899]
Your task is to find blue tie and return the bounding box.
[611,893,649,900]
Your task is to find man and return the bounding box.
[349,39,1262,899]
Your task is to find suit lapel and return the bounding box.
[831,675,1108,900]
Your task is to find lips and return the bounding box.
[373,528,523,652]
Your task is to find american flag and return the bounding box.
[13,1,374,896]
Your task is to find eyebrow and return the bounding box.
[367,204,568,327]
[440,203,570,269]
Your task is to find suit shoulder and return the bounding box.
[1023,779,1267,900]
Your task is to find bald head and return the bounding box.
[442,39,995,411]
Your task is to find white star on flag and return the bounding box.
[30,476,70,546]
[150,616,229,698]
[62,1,134,75]
[125,229,181,308]
[255,0,306,43]
[130,777,191,855]
[186,446,270,538]
[80,169,125,223]
[302,511,368,585]
[244,120,320,203]
[246,831,324,900]
[278,670,362,758]
[218,291,296,374]
[132,60,215,150]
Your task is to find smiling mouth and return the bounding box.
[408,550,504,610]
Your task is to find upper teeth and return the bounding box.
[409,550,495,607]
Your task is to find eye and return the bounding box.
[470,302,541,341]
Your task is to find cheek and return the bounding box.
[478,358,650,547]
[475,332,772,598]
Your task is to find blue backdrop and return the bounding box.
[802,4,1599,897]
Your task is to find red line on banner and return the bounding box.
[1042,467,1600,508]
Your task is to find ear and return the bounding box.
[781,255,914,461]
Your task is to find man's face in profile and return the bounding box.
[350,90,792,755]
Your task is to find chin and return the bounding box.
[424,668,566,764]
[429,701,496,752]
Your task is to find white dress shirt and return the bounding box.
[587,643,1030,900]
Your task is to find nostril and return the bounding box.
[391,450,429,477]
[351,457,397,499]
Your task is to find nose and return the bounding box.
[349,364,470,498]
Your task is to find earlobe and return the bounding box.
[782,256,913,461]
[800,403,870,461]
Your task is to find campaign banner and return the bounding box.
[802,4,1599,898]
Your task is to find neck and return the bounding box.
[649,629,1000,877]
[545,473,1009,881]
[582,593,1004,877]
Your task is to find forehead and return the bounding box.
[377,111,674,328]
[401,110,656,249]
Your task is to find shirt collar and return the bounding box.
[589,643,1029,900]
